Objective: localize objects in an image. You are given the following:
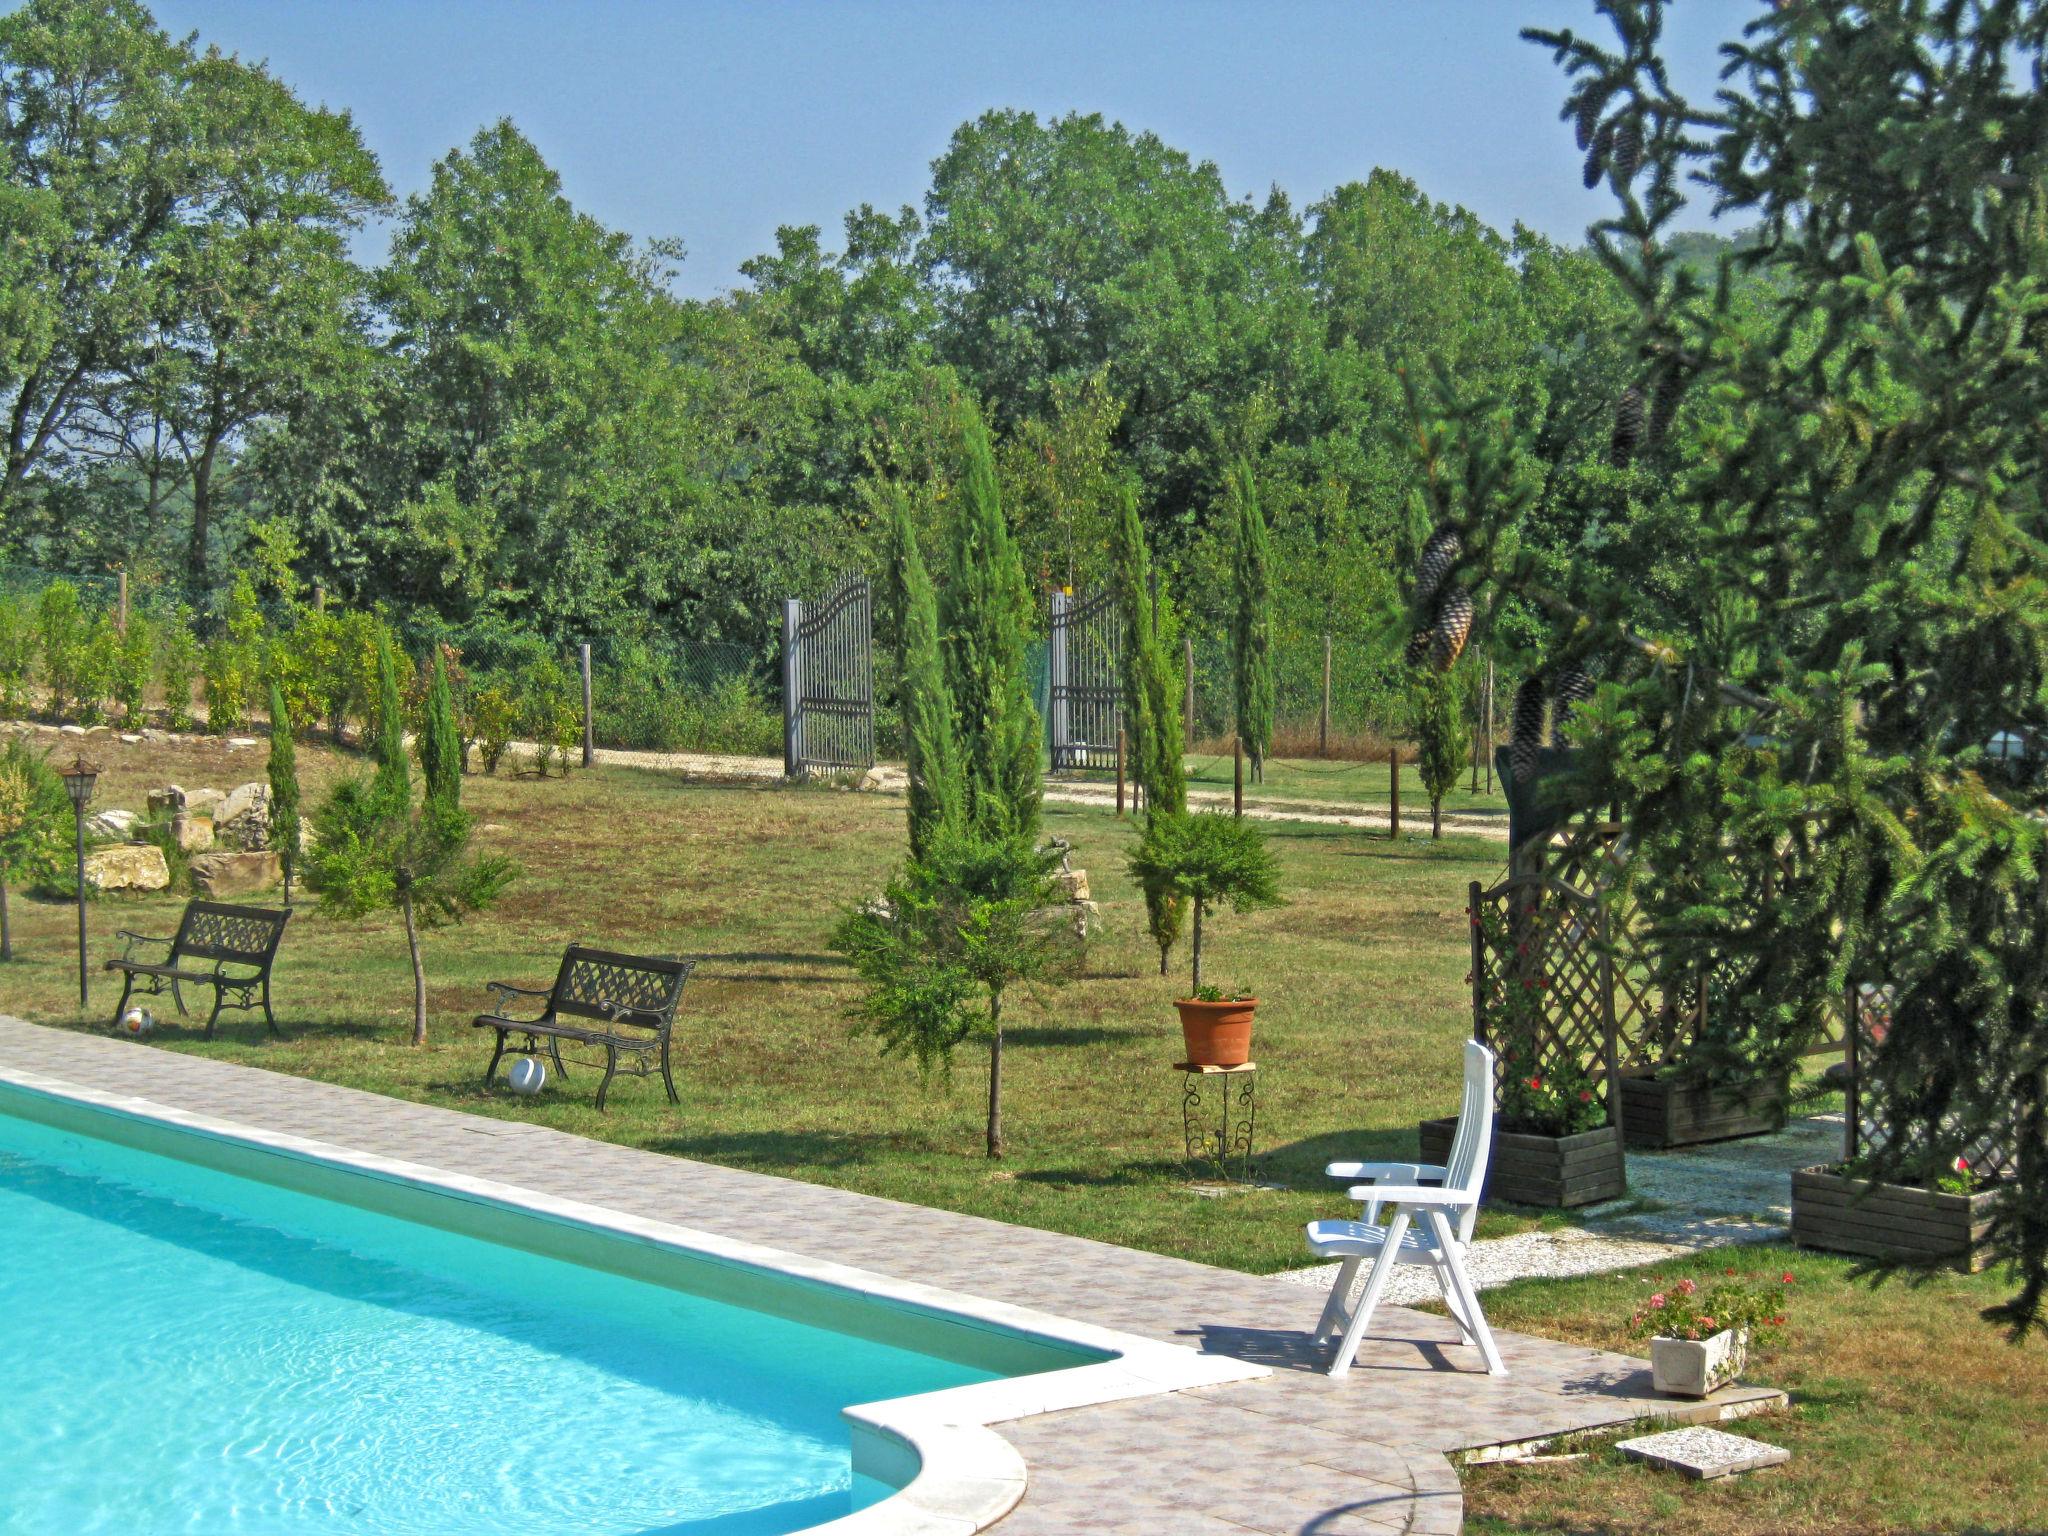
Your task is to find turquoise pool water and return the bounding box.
[0,1088,1088,1535]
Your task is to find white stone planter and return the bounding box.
[1650,1328,1748,1397]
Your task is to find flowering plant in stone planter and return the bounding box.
[1627,1269,1793,1397]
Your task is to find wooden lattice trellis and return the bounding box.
[1468,874,1623,1125]
[1843,983,2019,1179]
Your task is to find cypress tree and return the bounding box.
[418,648,463,809]
[372,638,408,799]
[266,680,301,905]
[893,488,965,859]
[1111,487,1188,970]
[941,397,1042,843]
[1229,458,1274,783]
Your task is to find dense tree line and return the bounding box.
[1,0,1696,710]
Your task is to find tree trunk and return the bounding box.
[1191,900,1205,993]
[1,879,10,962]
[402,890,427,1046]
[985,990,1004,1159]
[188,435,222,589]
[1432,796,1442,840]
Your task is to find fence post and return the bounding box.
[1116,727,1125,816]
[1233,733,1243,817]
[1183,635,1195,751]
[1048,589,1071,772]
[1389,744,1401,840]
[782,598,802,778]
[1483,660,1494,793]
[116,569,128,634]
[312,584,326,613]
[579,643,594,768]
[1320,632,1332,757]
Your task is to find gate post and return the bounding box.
[782,598,802,778]
[1048,590,1071,772]
[579,643,594,768]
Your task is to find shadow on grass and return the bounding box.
[648,1127,895,1170]
[1014,1157,1194,1189]
[1258,1126,1426,1181]
[1007,1022,1154,1048]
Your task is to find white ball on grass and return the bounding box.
[119,1007,154,1037]
[508,1056,546,1096]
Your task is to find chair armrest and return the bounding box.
[1343,1183,1478,1207]
[601,1002,672,1029]
[1326,1161,1446,1185]
[114,930,175,960]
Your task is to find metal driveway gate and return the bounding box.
[783,574,874,776]
[1048,586,1121,772]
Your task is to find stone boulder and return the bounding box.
[83,843,170,892]
[189,850,280,899]
[215,782,271,851]
[87,808,139,840]
[170,812,215,853]
[1052,867,1092,903]
[148,785,187,815]
[184,787,225,816]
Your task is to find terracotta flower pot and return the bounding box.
[1175,997,1257,1067]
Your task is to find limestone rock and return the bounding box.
[855,766,888,791]
[1053,867,1092,903]
[140,728,172,744]
[184,787,225,816]
[214,782,271,850]
[170,812,215,853]
[189,850,280,898]
[87,809,139,840]
[225,736,259,749]
[83,843,170,892]
[149,785,187,815]
[119,733,141,745]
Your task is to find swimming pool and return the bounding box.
[0,1079,1229,1536]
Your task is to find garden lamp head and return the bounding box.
[60,756,99,812]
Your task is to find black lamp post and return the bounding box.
[60,756,98,1009]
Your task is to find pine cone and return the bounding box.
[1583,120,1615,190]
[1429,588,1474,672]
[1611,114,1642,186]
[1403,629,1432,668]
[1511,676,1548,783]
[1648,363,1686,446]
[1550,669,1594,734]
[1574,95,1600,152]
[1609,383,1646,466]
[1416,526,1461,604]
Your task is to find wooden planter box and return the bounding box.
[1420,1118,1625,1208]
[1791,1165,1997,1271]
[1619,1071,1789,1150]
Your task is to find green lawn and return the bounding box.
[1063,750,1512,820]
[1460,1246,2048,1535]
[3,730,1516,1272]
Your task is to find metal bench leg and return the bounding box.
[170,977,187,1016]
[484,1030,509,1089]
[547,1033,569,1079]
[595,1043,619,1111]
[111,972,136,1030]
[261,977,279,1037]
[204,987,225,1040]
[660,1036,679,1106]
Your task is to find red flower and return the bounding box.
[1781,1272,1796,1284]
[1676,1278,1697,1296]
[1699,1315,1717,1331]
[1649,1293,1667,1309]
[1578,1089,1592,1102]
[1527,1076,1543,1091]
[1772,1314,1786,1326]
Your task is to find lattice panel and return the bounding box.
[1849,984,2018,1181]
[561,958,679,1020]
[182,911,281,961]
[1471,875,1616,1111]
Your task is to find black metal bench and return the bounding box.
[106,901,290,1037]
[474,945,696,1110]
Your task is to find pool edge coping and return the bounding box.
[0,1064,1268,1536]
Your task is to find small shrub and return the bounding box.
[113,611,153,723]
[74,612,118,725]
[0,593,34,717]
[471,684,516,774]
[160,608,201,731]
[36,581,85,718]
[202,574,265,733]
[516,657,579,775]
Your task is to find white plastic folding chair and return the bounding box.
[1304,1039,1505,1377]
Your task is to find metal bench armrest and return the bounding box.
[484,982,552,1021]
[114,930,176,961]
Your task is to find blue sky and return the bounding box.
[151,1,1747,298]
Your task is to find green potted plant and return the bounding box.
[1627,1268,1793,1397]
[1127,810,1283,1065]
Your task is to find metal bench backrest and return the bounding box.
[172,901,290,969]
[547,946,694,1035]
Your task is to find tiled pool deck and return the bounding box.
[0,1018,1782,1535]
